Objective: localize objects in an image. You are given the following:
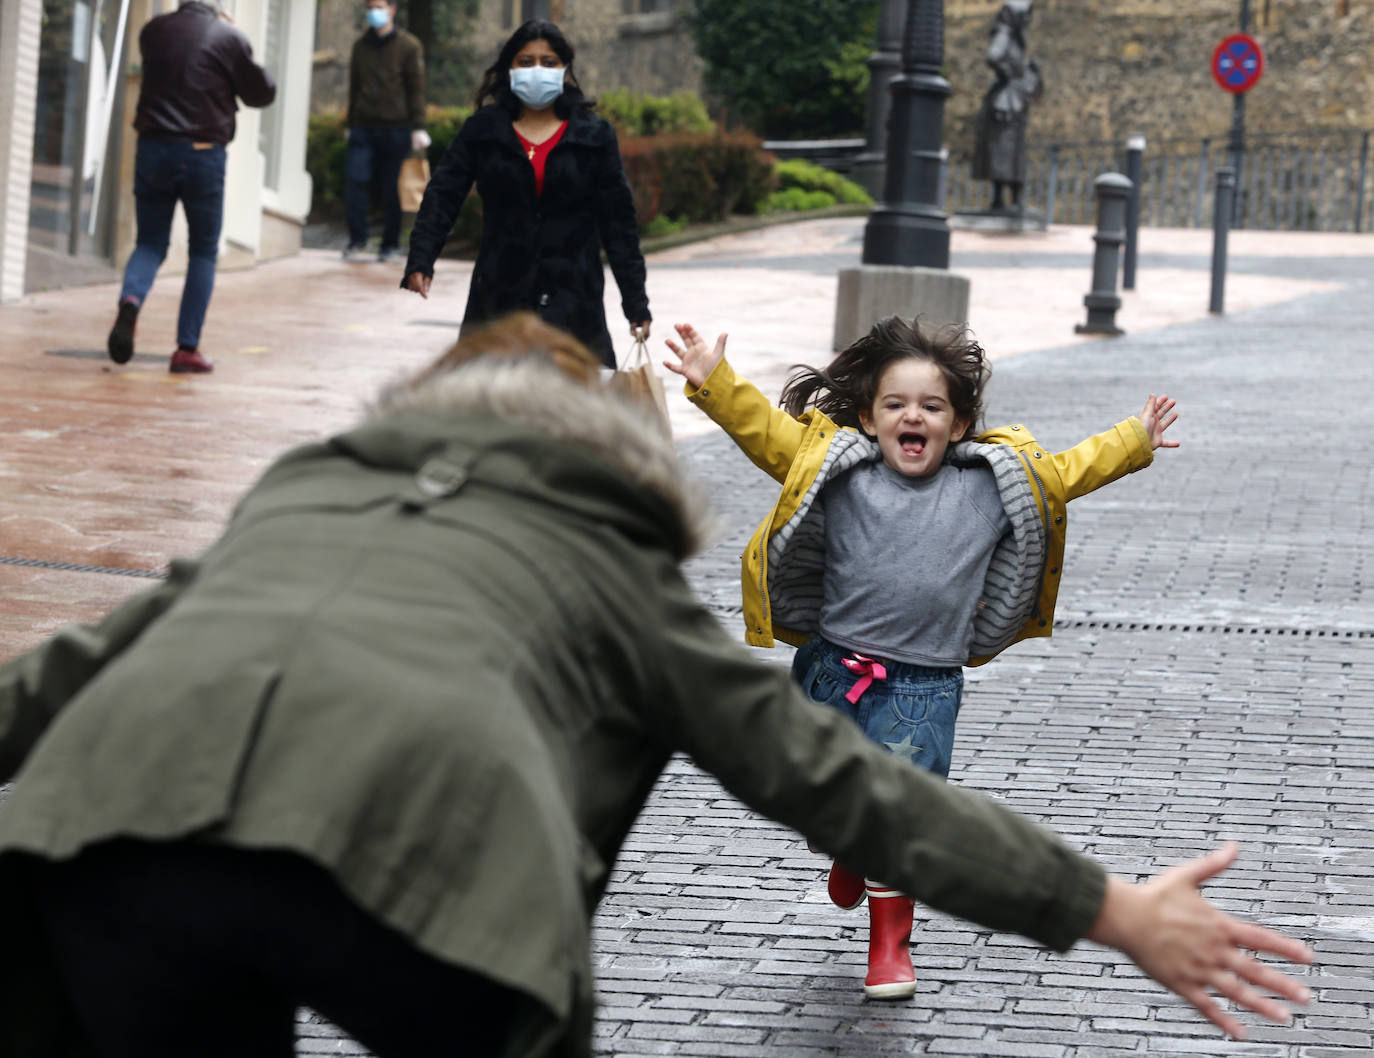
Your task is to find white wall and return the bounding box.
[262,0,316,224]
[221,0,268,255]
[0,0,42,303]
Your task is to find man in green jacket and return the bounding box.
[344,0,428,262]
[0,316,1312,1057]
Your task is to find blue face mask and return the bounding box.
[366,7,390,30]
[509,66,565,109]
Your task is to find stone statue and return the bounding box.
[972,0,1042,212]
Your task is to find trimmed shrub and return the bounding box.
[762,187,838,212]
[306,112,350,209]
[621,131,776,228]
[643,213,689,238]
[774,159,872,205]
[598,89,714,137]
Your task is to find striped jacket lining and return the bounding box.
[765,432,1047,662]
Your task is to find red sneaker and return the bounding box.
[827,861,866,910]
[169,348,214,374]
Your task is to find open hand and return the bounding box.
[404,273,431,300]
[1087,843,1314,1038]
[1140,393,1179,451]
[663,323,726,390]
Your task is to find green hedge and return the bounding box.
[306,101,781,245]
[620,131,776,227]
[597,89,714,137]
[773,159,872,205]
[762,187,837,212]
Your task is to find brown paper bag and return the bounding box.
[609,336,671,435]
[398,155,431,213]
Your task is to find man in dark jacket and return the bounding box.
[0,318,1313,1055]
[105,0,276,375]
[344,0,428,262]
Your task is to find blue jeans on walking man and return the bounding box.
[120,139,227,353]
[344,127,411,255]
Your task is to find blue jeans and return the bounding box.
[120,139,226,350]
[791,637,963,778]
[344,127,411,250]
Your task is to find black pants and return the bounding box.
[344,126,411,250]
[26,840,536,1058]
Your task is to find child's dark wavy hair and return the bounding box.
[780,316,990,439]
[474,20,593,120]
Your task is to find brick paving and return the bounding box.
[0,218,1371,1055]
[578,241,1374,1056]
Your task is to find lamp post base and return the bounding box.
[833,264,971,351]
[861,204,952,271]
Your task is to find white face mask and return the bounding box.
[509,66,565,109]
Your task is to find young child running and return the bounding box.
[664,316,1179,1001]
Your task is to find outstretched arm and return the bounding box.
[662,322,725,390]
[1087,843,1313,1038]
[663,323,806,483]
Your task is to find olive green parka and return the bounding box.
[0,358,1106,1057]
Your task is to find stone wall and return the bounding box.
[310,0,1374,147]
[943,0,1374,149]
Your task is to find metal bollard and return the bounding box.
[1209,167,1235,315]
[1075,172,1132,337]
[1122,134,1145,290]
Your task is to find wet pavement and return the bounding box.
[2,218,1373,1055]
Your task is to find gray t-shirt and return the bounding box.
[818,461,1012,667]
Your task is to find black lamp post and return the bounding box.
[861,0,952,270]
[851,0,906,198]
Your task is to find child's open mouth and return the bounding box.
[898,432,927,457]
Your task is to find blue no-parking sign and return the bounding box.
[1211,33,1265,94]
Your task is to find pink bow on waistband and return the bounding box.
[841,654,887,704]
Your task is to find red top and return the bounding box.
[514,122,568,196]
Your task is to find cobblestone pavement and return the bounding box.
[571,258,1374,1055]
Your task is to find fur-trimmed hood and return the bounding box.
[348,356,713,560]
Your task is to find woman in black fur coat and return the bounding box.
[402,21,650,367]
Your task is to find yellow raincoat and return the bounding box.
[686,358,1154,665]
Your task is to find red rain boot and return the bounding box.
[827,861,866,910]
[863,882,916,999]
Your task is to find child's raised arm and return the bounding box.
[662,323,726,389]
[1139,393,1180,451]
[661,322,807,484]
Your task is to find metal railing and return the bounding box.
[944,128,1374,233]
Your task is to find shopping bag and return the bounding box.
[609,336,671,436]
[398,155,431,213]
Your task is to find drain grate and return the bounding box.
[0,555,165,579]
[1054,618,1373,639]
[701,604,1373,640]
[44,349,160,362]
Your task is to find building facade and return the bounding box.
[0,0,316,304]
